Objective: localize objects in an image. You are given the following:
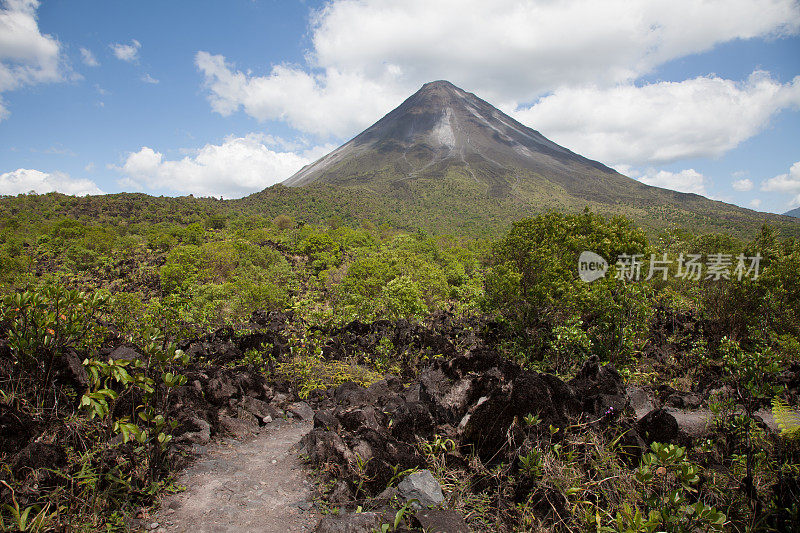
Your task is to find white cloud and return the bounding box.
[141,73,159,84]
[749,198,762,208]
[309,0,799,98]
[0,168,103,195]
[762,160,800,206]
[514,72,800,166]
[628,168,708,195]
[197,0,800,141]
[762,161,800,192]
[0,0,63,120]
[119,133,334,198]
[110,39,140,62]
[80,47,98,67]
[733,178,754,191]
[196,52,406,138]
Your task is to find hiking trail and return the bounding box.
[151,419,317,533]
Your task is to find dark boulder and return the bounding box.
[239,396,275,420]
[0,404,35,456]
[462,370,577,460]
[303,430,355,467]
[205,376,238,405]
[338,406,383,433]
[314,409,342,432]
[54,348,89,390]
[11,442,67,478]
[637,408,679,444]
[334,382,377,408]
[568,356,627,417]
[348,428,424,489]
[288,401,315,422]
[328,480,356,506]
[384,398,435,441]
[173,417,212,445]
[442,346,514,380]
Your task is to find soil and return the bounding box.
[152,418,318,533]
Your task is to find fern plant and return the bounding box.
[772,397,800,437]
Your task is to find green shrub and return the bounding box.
[484,210,651,364]
[604,443,726,533]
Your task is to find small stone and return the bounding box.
[263,415,273,424]
[148,522,159,530]
[397,469,444,508]
[109,346,142,362]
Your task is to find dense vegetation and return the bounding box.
[1,190,799,532]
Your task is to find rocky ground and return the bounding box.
[3,309,798,532]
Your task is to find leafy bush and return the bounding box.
[1,287,108,399]
[484,210,651,365]
[606,443,726,533]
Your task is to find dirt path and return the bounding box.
[152,419,318,533]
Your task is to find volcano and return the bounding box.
[271,80,799,237]
[285,80,657,203]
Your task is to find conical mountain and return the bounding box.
[271,80,799,238]
[285,80,652,203]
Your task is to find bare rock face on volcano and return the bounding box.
[284,80,649,202]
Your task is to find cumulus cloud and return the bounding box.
[762,160,800,206]
[308,0,799,98]
[733,178,754,191]
[0,0,63,120]
[110,39,140,62]
[119,133,334,198]
[632,168,709,195]
[79,47,98,67]
[197,0,800,143]
[749,199,762,208]
[196,52,406,138]
[0,168,103,195]
[514,72,800,166]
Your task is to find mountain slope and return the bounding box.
[285,80,646,202]
[273,80,799,238]
[785,207,800,218]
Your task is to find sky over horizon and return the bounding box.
[1,0,800,213]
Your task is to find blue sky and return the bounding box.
[1,0,800,214]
